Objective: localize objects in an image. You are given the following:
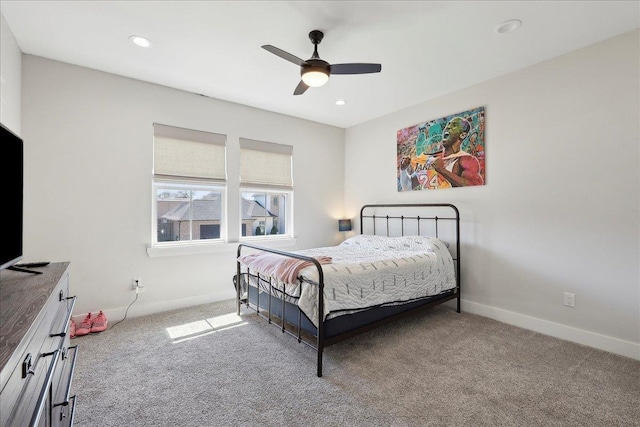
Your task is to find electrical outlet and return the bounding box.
[563,292,575,308]
[132,277,144,292]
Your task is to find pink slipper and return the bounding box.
[90,311,108,333]
[69,318,76,339]
[75,313,92,336]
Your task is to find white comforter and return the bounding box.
[241,235,456,327]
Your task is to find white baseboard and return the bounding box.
[461,299,640,361]
[74,294,639,361]
[73,289,236,326]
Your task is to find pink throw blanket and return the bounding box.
[238,252,332,285]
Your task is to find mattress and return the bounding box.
[239,234,456,327]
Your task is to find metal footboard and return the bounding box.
[236,243,326,377]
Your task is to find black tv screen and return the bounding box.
[0,122,24,271]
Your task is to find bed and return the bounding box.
[235,203,460,377]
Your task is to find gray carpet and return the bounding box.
[72,299,640,426]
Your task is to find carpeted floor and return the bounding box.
[72,299,640,426]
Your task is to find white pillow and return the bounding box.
[339,234,389,249]
[340,235,450,251]
[392,236,437,251]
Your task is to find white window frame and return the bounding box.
[239,137,294,242]
[151,124,227,249]
[152,180,227,247]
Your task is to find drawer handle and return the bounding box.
[59,394,78,425]
[59,290,76,301]
[54,345,79,408]
[22,353,35,378]
[51,296,77,338]
[29,349,61,427]
[68,395,78,426]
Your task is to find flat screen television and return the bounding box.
[0,122,24,271]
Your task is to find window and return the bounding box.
[240,191,289,237]
[239,138,293,239]
[153,124,226,245]
[155,185,224,243]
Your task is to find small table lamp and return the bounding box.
[338,219,352,232]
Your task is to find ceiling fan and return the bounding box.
[262,30,382,95]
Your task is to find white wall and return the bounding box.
[17,29,639,359]
[0,13,21,134]
[344,30,640,358]
[21,56,345,318]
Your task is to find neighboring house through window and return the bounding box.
[153,123,227,245]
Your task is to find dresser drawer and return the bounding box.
[0,264,74,427]
[51,343,79,427]
[35,289,77,427]
[1,347,61,427]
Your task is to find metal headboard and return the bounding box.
[359,203,461,308]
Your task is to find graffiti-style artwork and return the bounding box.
[397,106,485,191]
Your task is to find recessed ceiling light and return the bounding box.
[129,35,152,48]
[335,99,347,106]
[495,19,522,34]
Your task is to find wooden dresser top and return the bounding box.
[0,262,70,373]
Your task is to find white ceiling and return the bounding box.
[2,1,639,128]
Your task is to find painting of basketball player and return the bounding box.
[431,117,483,187]
[396,106,485,191]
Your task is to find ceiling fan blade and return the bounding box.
[293,80,309,95]
[330,63,382,75]
[262,45,304,66]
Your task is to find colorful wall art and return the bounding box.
[397,106,485,191]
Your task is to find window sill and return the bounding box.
[147,238,297,258]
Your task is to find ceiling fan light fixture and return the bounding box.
[301,69,329,87]
[263,30,381,96]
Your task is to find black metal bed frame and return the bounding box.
[236,203,460,377]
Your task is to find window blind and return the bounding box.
[153,123,226,182]
[239,138,293,189]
